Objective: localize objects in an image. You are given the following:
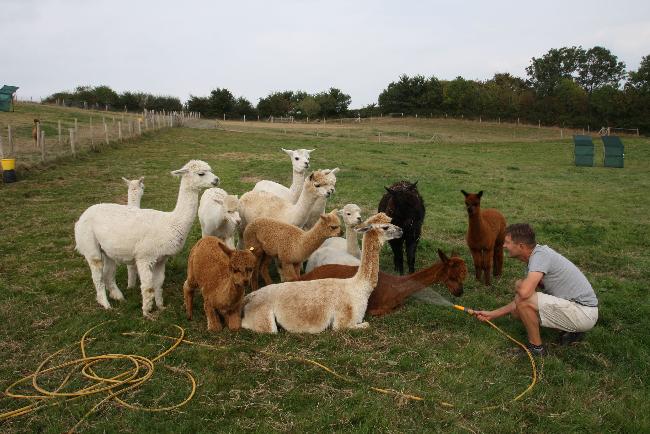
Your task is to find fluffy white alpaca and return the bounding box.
[75,160,219,317]
[241,213,402,333]
[304,204,363,273]
[238,170,337,244]
[302,168,339,229]
[121,176,145,289]
[253,148,314,203]
[198,187,240,248]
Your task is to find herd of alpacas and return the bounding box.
[74,148,511,333]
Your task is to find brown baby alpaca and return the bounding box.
[243,209,341,289]
[183,236,257,331]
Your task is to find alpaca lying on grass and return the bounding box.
[299,249,468,316]
[241,213,402,333]
[461,190,506,285]
[183,237,257,331]
[122,176,145,289]
[238,169,337,241]
[75,160,219,317]
[253,148,314,203]
[304,204,363,273]
[198,187,240,249]
[243,209,341,289]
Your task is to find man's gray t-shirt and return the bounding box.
[528,244,598,307]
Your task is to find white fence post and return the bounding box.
[40,131,45,161]
[118,122,122,142]
[104,122,109,144]
[58,120,62,144]
[69,129,75,156]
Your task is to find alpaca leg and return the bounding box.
[103,256,125,301]
[470,250,482,283]
[483,250,494,286]
[405,237,419,274]
[389,238,405,275]
[86,256,110,309]
[493,244,504,278]
[204,302,222,331]
[152,259,167,309]
[136,260,155,317]
[225,309,242,331]
[183,280,195,320]
[127,264,139,289]
[280,262,298,282]
[260,255,274,286]
[351,322,370,329]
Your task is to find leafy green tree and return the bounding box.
[576,46,626,95]
[378,74,442,115]
[232,97,256,118]
[525,46,582,96]
[296,96,320,118]
[442,77,480,116]
[257,91,295,117]
[627,54,650,92]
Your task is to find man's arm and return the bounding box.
[474,272,544,322]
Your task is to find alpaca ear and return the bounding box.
[219,242,234,257]
[330,167,340,174]
[329,208,339,216]
[309,172,314,181]
[411,180,418,188]
[282,148,292,156]
[478,191,483,198]
[461,190,469,197]
[355,225,372,233]
[385,186,392,193]
[307,149,315,153]
[138,176,144,185]
[437,249,449,263]
[121,177,129,185]
[171,168,188,177]
[319,213,328,220]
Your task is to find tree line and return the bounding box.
[44,46,650,132]
[43,85,183,112]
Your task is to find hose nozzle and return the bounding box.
[453,305,476,315]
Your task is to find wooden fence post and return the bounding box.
[118,122,122,142]
[41,131,45,161]
[138,120,142,135]
[69,129,76,156]
[36,122,41,148]
[75,118,78,133]
[104,122,109,144]
[58,120,62,144]
[90,117,94,148]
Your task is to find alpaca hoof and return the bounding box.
[109,291,125,301]
[97,300,112,310]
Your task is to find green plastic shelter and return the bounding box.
[0,85,19,112]
[572,135,595,167]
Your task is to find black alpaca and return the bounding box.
[378,180,425,274]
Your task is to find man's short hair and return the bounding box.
[505,223,536,246]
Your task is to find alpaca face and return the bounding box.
[461,190,483,216]
[340,204,363,226]
[122,177,144,204]
[172,160,219,190]
[318,210,342,237]
[230,250,257,289]
[307,170,337,198]
[444,256,468,297]
[284,148,314,173]
[224,195,241,227]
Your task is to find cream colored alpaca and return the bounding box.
[241,213,403,333]
[302,168,339,229]
[243,209,341,289]
[305,204,363,273]
[198,187,240,249]
[237,170,337,243]
[253,148,314,203]
[122,176,145,289]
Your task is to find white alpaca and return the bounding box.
[75,160,219,317]
[302,168,339,229]
[241,213,402,333]
[198,187,241,249]
[304,204,363,273]
[253,148,314,203]
[238,169,337,243]
[121,176,145,289]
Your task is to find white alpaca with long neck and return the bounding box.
[238,169,336,242]
[304,204,363,273]
[241,213,402,333]
[75,160,219,317]
[302,168,339,229]
[253,148,314,203]
[198,187,241,249]
[121,176,145,289]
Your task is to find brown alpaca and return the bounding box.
[183,237,257,331]
[461,190,506,285]
[32,119,40,147]
[241,213,403,333]
[243,209,341,289]
[299,249,468,316]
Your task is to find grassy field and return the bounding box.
[1,105,649,433]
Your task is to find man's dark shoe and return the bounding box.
[558,331,585,346]
[525,342,547,357]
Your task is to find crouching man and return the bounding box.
[474,223,598,356]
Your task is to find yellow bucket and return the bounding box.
[1,159,15,171]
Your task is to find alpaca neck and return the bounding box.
[128,194,142,208]
[300,223,330,257]
[390,261,447,299]
[345,224,361,258]
[291,183,320,226]
[353,232,381,293]
[170,179,200,238]
[288,170,306,203]
[467,209,483,237]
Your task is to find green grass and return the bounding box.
[1,105,649,432]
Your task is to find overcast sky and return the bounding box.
[3,0,649,108]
